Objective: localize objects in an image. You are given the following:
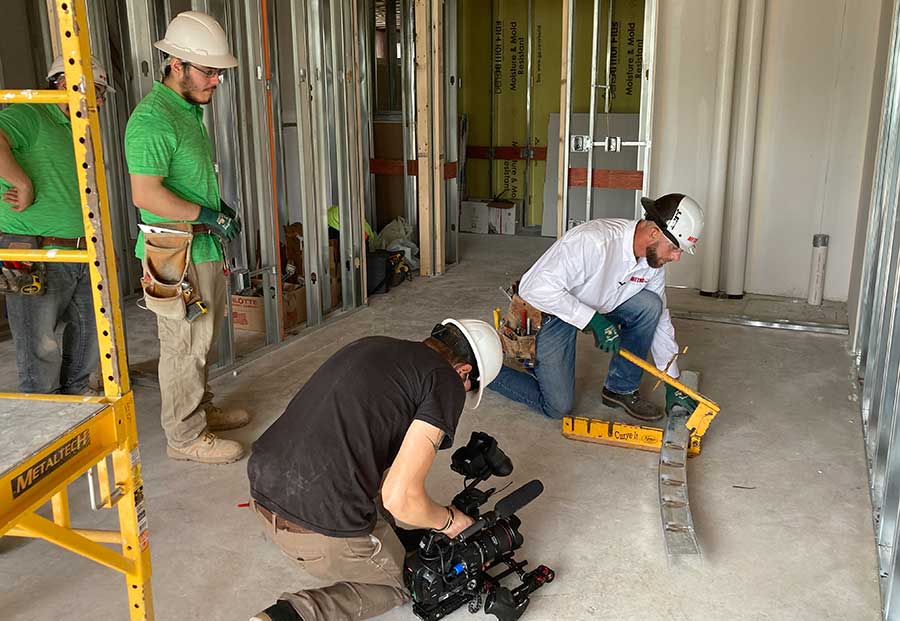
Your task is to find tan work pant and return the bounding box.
[157,260,225,448]
[254,504,410,621]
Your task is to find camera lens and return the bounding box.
[477,518,524,559]
[455,516,524,572]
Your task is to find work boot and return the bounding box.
[205,404,250,431]
[601,387,663,422]
[251,600,302,621]
[167,432,244,464]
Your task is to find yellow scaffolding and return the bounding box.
[0,1,153,619]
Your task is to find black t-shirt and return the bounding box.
[247,336,467,537]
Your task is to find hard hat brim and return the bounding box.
[641,196,682,250]
[154,40,239,69]
[47,63,116,93]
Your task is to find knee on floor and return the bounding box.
[542,398,574,420]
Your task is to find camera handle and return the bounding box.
[484,586,527,621]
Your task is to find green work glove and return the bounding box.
[585,312,620,353]
[219,199,237,220]
[197,206,242,242]
[666,384,698,414]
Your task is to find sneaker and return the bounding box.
[251,600,301,621]
[205,404,250,431]
[167,432,245,464]
[601,387,663,422]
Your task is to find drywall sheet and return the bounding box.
[458,1,493,203]
[529,0,566,227]
[541,112,639,237]
[492,0,530,209]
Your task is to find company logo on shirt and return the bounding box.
[630,276,648,284]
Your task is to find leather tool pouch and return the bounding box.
[498,293,544,369]
[140,223,196,321]
[0,233,46,296]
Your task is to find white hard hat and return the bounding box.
[640,193,705,255]
[440,318,503,409]
[47,55,115,93]
[154,11,238,69]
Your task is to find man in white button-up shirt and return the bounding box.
[489,194,704,422]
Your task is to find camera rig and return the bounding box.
[404,432,555,621]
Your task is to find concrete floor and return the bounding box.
[0,234,881,620]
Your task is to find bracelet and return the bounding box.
[437,506,454,532]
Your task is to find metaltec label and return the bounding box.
[11,430,91,498]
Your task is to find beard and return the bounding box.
[646,241,666,268]
[180,73,215,105]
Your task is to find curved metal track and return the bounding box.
[659,408,699,556]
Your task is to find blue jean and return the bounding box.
[6,262,98,394]
[488,289,663,419]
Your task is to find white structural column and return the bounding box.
[700,0,740,294]
[724,0,767,297]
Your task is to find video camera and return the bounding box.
[404,432,555,621]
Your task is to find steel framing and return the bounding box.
[556,0,575,237]
[558,0,658,232]
[444,0,459,264]
[853,0,900,616]
[116,0,367,364]
[400,0,419,232]
[0,1,152,617]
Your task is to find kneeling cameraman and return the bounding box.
[248,319,503,621]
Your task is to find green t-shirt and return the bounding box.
[124,81,222,264]
[0,104,84,245]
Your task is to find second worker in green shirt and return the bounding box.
[125,10,247,465]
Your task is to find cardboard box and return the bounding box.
[460,199,520,235]
[284,222,304,277]
[232,282,307,332]
[489,204,518,235]
[460,201,490,234]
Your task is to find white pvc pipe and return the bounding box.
[725,0,767,297]
[807,234,829,306]
[700,0,740,294]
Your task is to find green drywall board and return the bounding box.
[491,0,529,207]
[459,0,492,201]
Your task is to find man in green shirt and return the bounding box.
[0,56,113,394]
[125,11,246,465]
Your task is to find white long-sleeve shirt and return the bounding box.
[519,219,680,377]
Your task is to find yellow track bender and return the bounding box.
[562,349,719,456]
[563,348,720,556]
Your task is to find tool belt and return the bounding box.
[139,223,207,322]
[498,293,544,370]
[253,501,315,535]
[0,233,47,296]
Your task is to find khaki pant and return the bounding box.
[157,260,225,448]
[254,503,410,621]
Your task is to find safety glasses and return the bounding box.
[183,62,226,81]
